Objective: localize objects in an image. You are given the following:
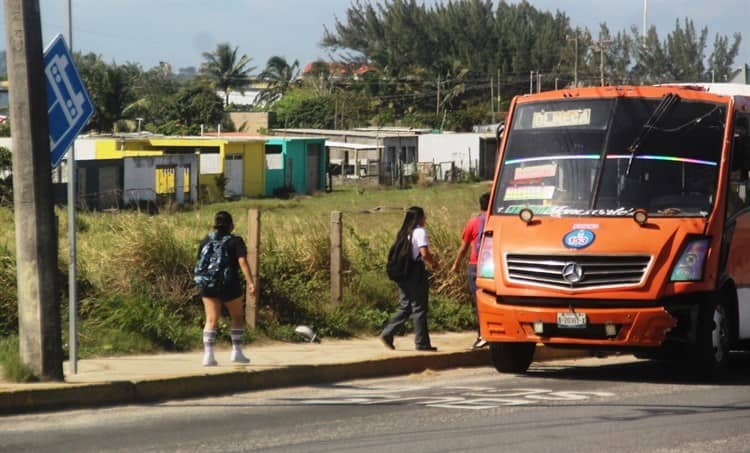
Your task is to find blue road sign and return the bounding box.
[43,34,94,168]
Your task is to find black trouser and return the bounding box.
[381,261,431,348]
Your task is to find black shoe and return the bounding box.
[472,337,488,349]
[380,335,395,350]
[416,345,438,352]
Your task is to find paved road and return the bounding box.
[1,354,749,453]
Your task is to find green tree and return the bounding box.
[272,87,335,129]
[200,43,256,106]
[706,33,742,82]
[630,19,737,84]
[75,53,141,132]
[257,56,300,107]
[124,64,181,127]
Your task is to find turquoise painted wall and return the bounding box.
[264,138,326,196]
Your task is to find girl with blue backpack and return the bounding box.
[195,211,256,366]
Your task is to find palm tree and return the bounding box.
[200,43,256,106]
[257,56,300,106]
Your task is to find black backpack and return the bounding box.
[386,234,416,282]
[194,232,233,289]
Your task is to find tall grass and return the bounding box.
[0,183,490,357]
[0,336,37,382]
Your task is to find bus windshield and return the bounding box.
[493,97,727,217]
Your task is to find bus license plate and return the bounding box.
[557,312,587,329]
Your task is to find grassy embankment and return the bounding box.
[0,182,491,378]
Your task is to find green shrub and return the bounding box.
[0,336,37,382]
[0,243,17,337]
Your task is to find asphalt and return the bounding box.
[0,331,589,414]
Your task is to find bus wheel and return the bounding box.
[490,342,535,373]
[693,301,730,378]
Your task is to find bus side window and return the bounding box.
[731,116,749,173]
[728,116,750,218]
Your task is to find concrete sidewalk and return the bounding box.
[0,332,589,414]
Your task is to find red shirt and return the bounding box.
[461,214,483,265]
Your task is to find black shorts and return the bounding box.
[199,280,243,302]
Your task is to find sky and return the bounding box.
[0,0,748,74]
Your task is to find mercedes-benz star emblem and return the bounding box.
[561,262,584,284]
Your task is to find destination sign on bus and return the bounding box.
[532,108,591,128]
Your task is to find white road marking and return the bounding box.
[279,385,615,410]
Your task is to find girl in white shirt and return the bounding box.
[380,206,440,351]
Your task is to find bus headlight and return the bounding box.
[670,237,710,282]
[477,234,495,279]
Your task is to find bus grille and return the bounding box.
[505,254,652,289]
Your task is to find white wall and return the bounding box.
[72,138,97,160]
[417,133,481,172]
[0,137,96,160]
[123,155,198,204]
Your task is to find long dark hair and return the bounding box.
[396,206,424,240]
[213,211,234,236]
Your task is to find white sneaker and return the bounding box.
[230,350,250,364]
[202,355,218,367]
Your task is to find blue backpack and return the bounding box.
[194,232,233,289]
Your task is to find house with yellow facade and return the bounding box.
[75,134,267,208]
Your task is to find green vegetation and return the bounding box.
[0,184,488,362]
[0,336,37,382]
[64,2,742,136]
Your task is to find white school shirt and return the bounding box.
[411,226,429,260]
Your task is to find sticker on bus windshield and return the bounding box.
[513,163,557,180]
[504,185,555,201]
[499,205,636,217]
[532,109,592,128]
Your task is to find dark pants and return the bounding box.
[381,261,431,348]
[468,264,480,336]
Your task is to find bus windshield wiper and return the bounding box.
[625,94,680,177]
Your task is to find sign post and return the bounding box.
[44,33,93,374]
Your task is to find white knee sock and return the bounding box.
[203,329,217,365]
[230,328,249,363]
[230,328,244,352]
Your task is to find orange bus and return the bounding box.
[477,83,750,376]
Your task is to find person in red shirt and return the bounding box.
[451,192,490,349]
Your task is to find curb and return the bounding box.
[0,346,589,414]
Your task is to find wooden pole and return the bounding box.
[330,211,342,304]
[246,208,260,327]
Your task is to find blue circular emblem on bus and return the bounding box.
[563,229,595,249]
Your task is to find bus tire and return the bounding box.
[490,342,535,373]
[692,300,730,378]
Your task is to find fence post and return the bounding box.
[246,208,260,327]
[330,211,342,304]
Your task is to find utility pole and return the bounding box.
[536,72,542,93]
[642,0,648,45]
[490,76,495,123]
[496,69,501,116]
[567,29,579,87]
[3,0,63,380]
[436,74,440,115]
[529,70,535,94]
[593,38,612,86]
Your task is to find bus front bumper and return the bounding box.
[477,291,678,347]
